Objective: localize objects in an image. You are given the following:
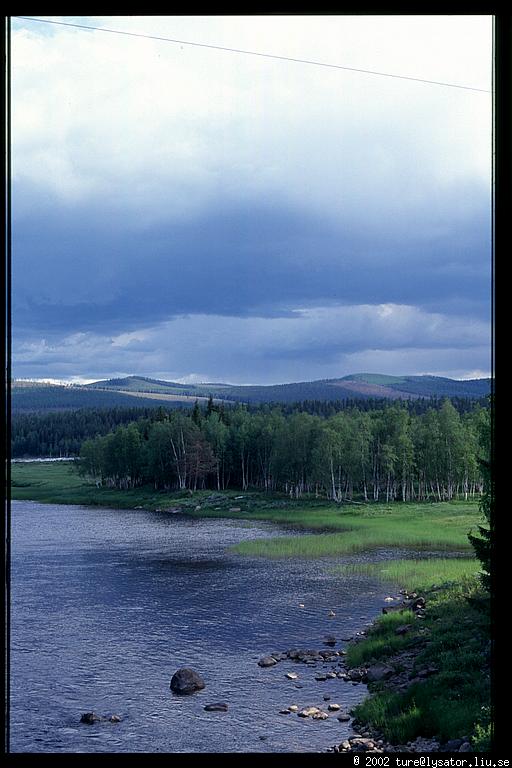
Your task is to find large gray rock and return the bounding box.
[298,706,321,718]
[170,668,205,695]
[366,663,394,683]
[258,656,277,667]
[441,738,463,752]
[350,737,376,751]
[410,596,426,611]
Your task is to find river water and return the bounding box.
[9,500,398,753]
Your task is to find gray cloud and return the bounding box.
[11,15,492,382]
[13,305,490,384]
[13,183,490,337]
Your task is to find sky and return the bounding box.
[11,14,493,385]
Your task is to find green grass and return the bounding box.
[334,557,480,591]
[229,505,478,557]
[347,578,491,747]
[347,613,415,668]
[10,462,329,512]
[10,462,192,509]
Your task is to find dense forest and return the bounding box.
[11,396,488,458]
[76,398,490,503]
[11,407,162,458]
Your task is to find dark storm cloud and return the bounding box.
[13,182,490,340]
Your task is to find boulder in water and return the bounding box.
[170,668,205,695]
[80,712,102,724]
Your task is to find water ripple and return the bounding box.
[10,500,398,753]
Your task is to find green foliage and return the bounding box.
[468,398,493,591]
[12,395,490,502]
[349,578,490,746]
[472,712,492,751]
[346,612,414,668]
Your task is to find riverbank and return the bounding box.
[11,461,480,557]
[334,574,491,753]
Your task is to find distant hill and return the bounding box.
[11,373,491,412]
[10,384,190,413]
[337,373,491,399]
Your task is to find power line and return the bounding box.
[14,15,490,94]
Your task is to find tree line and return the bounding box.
[11,395,488,458]
[77,398,490,503]
[253,395,489,418]
[11,407,163,458]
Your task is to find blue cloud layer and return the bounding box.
[13,183,491,342]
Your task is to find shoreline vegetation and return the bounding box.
[10,460,491,751]
[13,398,489,505]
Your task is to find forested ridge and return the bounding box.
[76,398,490,503]
[11,396,487,458]
[11,407,160,458]
[11,385,197,413]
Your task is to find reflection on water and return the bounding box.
[10,500,399,753]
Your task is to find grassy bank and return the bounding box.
[229,513,476,557]
[344,574,491,749]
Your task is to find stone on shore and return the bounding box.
[365,663,394,683]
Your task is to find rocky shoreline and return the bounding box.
[255,589,475,754]
[78,584,484,753]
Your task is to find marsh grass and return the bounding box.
[334,557,480,590]
[230,510,477,557]
[346,611,416,668]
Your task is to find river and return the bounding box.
[9,500,398,753]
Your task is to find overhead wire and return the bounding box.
[13,15,490,94]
